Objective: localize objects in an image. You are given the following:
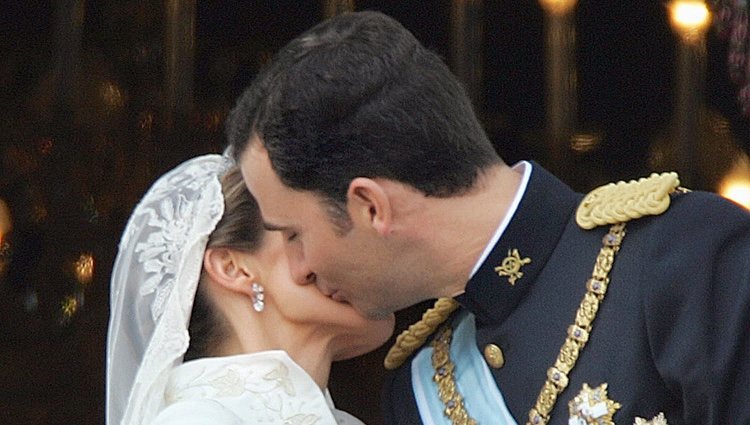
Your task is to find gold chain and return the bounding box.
[526,222,626,425]
[432,325,478,425]
[429,223,626,425]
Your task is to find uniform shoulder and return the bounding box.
[576,172,684,229]
[664,187,750,229]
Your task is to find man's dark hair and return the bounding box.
[226,11,501,222]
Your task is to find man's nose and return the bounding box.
[291,265,317,286]
[287,250,316,286]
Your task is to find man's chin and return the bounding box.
[359,306,395,322]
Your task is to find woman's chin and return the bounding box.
[333,317,395,361]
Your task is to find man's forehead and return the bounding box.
[237,140,332,225]
[241,138,268,165]
[236,145,279,219]
[239,143,274,190]
[238,146,307,216]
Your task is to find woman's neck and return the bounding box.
[226,314,336,389]
[283,336,334,389]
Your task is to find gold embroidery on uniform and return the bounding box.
[495,248,531,285]
[431,326,478,425]
[576,172,680,229]
[634,412,668,425]
[526,223,626,425]
[567,383,621,425]
[422,224,628,425]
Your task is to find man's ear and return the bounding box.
[347,177,392,235]
[203,247,256,297]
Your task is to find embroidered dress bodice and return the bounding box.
[153,350,364,425]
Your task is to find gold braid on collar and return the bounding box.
[384,297,459,370]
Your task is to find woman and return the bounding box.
[106,154,394,424]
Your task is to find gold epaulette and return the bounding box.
[383,297,459,370]
[576,172,682,230]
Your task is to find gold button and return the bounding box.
[484,344,505,368]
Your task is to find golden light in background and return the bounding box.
[669,1,711,43]
[74,252,95,285]
[60,294,80,322]
[718,154,750,210]
[138,111,153,129]
[722,182,750,209]
[0,198,11,246]
[538,0,578,16]
[324,0,354,18]
[100,81,125,109]
[539,0,579,178]
[203,110,223,131]
[569,132,601,154]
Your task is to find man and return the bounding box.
[226,11,750,425]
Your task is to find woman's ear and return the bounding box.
[347,177,392,235]
[203,247,256,297]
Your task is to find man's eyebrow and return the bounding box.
[262,221,287,232]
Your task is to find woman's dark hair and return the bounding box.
[183,166,265,361]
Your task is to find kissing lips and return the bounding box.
[318,283,350,304]
[330,290,346,303]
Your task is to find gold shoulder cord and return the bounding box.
[576,172,679,230]
[384,297,460,370]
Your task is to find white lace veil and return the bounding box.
[106,153,233,425]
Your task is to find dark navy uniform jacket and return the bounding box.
[383,164,750,425]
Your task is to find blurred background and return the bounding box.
[0,1,748,424]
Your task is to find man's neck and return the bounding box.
[417,163,523,298]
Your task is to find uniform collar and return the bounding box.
[469,160,532,277]
[455,162,581,325]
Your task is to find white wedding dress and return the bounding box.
[153,350,364,425]
[106,155,367,425]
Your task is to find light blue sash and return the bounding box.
[411,311,518,425]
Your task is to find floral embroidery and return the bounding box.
[164,356,338,424]
[208,369,248,397]
[109,154,231,425]
[265,362,296,396]
[135,194,198,320]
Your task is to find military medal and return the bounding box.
[567,383,621,425]
[633,412,668,425]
